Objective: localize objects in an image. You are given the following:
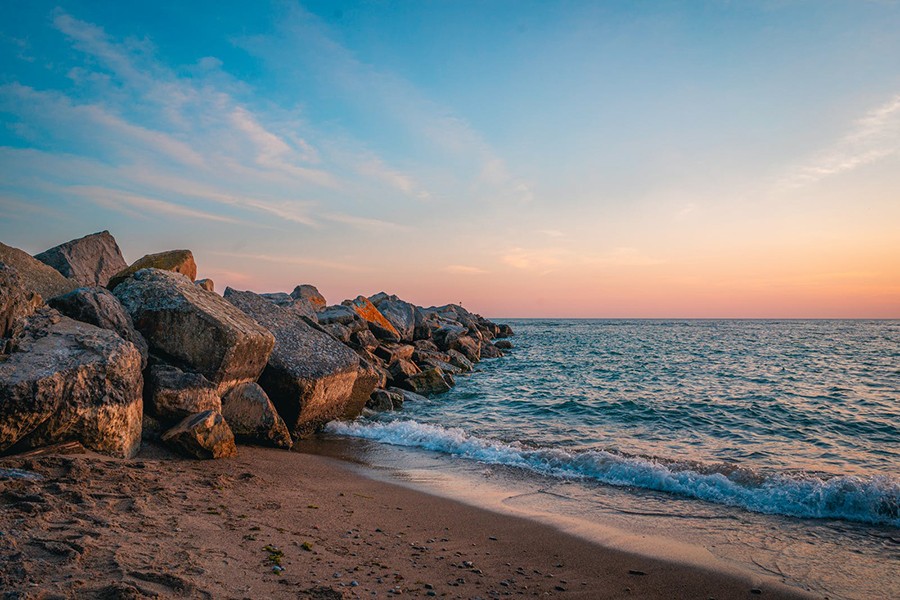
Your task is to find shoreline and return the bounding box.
[1,443,818,599]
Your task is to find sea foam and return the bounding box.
[326,419,900,527]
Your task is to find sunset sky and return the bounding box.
[1,1,898,318]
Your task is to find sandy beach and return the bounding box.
[0,443,818,599]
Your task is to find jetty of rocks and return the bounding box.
[0,231,513,460]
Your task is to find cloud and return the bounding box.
[321,212,407,232]
[69,185,239,224]
[444,264,489,275]
[355,157,430,200]
[784,93,900,188]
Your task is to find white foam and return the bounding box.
[326,419,900,527]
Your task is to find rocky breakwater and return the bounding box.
[1,230,513,462]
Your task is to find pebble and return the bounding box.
[351,581,359,587]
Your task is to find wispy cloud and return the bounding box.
[69,185,239,224]
[784,93,900,188]
[321,212,407,232]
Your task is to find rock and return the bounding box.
[367,389,404,412]
[480,341,503,359]
[497,324,514,338]
[374,343,415,364]
[418,356,462,376]
[291,284,327,310]
[388,358,420,383]
[400,367,452,396]
[223,288,362,437]
[369,293,416,341]
[260,292,293,306]
[432,323,467,352]
[194,278,215,292]
[161,410,237,459]
[320,322,352,343]
[446,349,475,372]
[318,305,367,332]
[343,357,381,419]
[349,328,378,350]
[0,241,77,299]
[141,413,163,442]
[453,335,482,363]
[113,269,274,392]
[0,263,42,340]
[0,309,143,458]
[342,296,401,342]
[107,249,197,290]
[413,308,442,340]
[48,286,149,368]
[494,340,513,350]
[387,387,428,405]
[33,231,127,287]
[146,365,221,422]
[221,382,292,449]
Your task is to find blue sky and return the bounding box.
[1,1,898,316]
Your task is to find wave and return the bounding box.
[326,419,900,527]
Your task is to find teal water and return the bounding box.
[330,320,900,526]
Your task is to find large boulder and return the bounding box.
[161,410,237,459]
[497,323,514,338]
[317,305,367,332]
[48,286,149,368]
[369,293,416,341]
[113,269,274,393]
[0,263,42,341]
[146,365,221,421]
[342,296,401,342]
[107,249,197,290]
[400,367,453,396]
[367,388,404,412]
[343,357,382,419]
[221,382,292,449]
[291,284,326,310]
[223,288,362,437]
[34,231,127,287]
[0,309,143,458]
[0,242,77,299]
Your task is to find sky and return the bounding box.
[0,1,898,318]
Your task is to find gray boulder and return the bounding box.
[146,364,221,421]
[320,321,352,343]
[480,341,503,359]
[221,382,292,449]
[48,286,149,368]
[290,284,326,310]
[387,387,429,405]
[223,288,362,437]
[453,335,482,362]
[343,357,382,419]
[388,358,420,383]
[0,263,42,341]
[0,309,143,458]
[260,292,293,306]
[162,410,237,459]
[113,269,274,393]
[369,293,416,341]
[349,328,378,350]
[318,304,367,332]
[446,349,475,372]
[497,323,514,338]
[34,231,127,287]
[367,389,404,412]
[494,339,513,350]
[400,367,453,396]
[0,241,77,299]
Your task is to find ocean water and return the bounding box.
[325,319,900,598]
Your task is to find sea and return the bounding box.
[323,319,900,600]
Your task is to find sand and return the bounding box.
[0,443,819,599]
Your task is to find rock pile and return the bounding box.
[0,231,513,461]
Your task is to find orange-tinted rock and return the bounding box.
[342,296,400,342]
[107,249,197,290]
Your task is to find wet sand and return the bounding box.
[0,443,818,599]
